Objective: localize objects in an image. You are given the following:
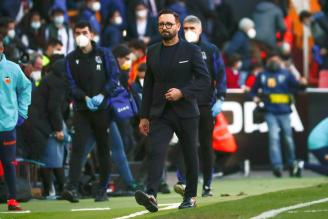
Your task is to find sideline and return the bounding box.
[71,207,111,212]
[114,203,180,219]
[250,198,328,219]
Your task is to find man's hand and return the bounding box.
[16,115,25,127]
[139,118,150,136]
[299,77,308,85]
[211,99,223,117]
[85,96,98,111]
[55,131,65,141]
[92,94,105,106]
[165,88,183,101]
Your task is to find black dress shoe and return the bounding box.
[178,197,196,209]
[135,190,158,212]
[61,188,79,203]
[94,189,109,202]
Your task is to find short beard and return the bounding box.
[161,32,176,42]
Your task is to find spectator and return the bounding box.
[224,18,255,72]
[252,0,286,48]
[128,39,147,85]
[249,54,307,178]
[126,1,159,45]
[101,9,125,48]
[100,0,127,28]
[0,17,26,62]
[26,59,70,198]
[299,10,328,70]
[112,44,132,89]
[225,53,242,89]
[166,0,188,24]
[41,38,64,76]
[45,7,74,55]
[27,52,43,88]
[79,0,101,35]
[244,62,263,91]
[21,11,47,53]
[279,42,301,80]
[131,63,146,110]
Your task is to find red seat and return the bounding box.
[318,70,328,88]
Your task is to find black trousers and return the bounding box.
[68,110,111,190]
[147,106,199,198]
[176,105,214,188]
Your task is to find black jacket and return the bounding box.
[65,43,120,111]
[29,59,70,135]
[140,40,210,119]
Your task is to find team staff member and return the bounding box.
[0,35,32,211]
[62,21,120,203]
[134,9,210,212]
[174,15,227,197]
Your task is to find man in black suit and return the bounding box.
[134,9,210,212]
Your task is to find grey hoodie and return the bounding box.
[252,1,286,47]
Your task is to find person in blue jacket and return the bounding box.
[0,35,32,211]
[173,15,226,198]
[250,54,307,177]
[79,0,102,35]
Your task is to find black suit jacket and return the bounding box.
[140,40,210,119]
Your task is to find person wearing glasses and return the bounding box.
[134,9,210,212]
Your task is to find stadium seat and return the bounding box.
[318,70,328,88]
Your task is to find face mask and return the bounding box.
[91,2,101,12]
[139,78,144,87]
[136,10,147,18]
[184,30,199,43]
[236,61,242,70]
[53,49,64,55]
[30,71,42,82]
[76,34,90,48]
[31,21,41,30]
[54,15,64,26]
[121,60,132,71]
[247,28,256,39]
[93,35,100,44]
[113,16,123,25]
[7,29,15,39]
[266,61,281,72]
[130,53,137,62]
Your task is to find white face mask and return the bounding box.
[76,35,90,48]
[184,30,199,43]
[93,35,100,43]
[31,21,41,30]
[236,61,242,70]
[7,29,15,39]
[139,78,144,87]
[113,16,123,25]
[130,53,137,62]
[30,71,42,82]
[53,49,64,55]
[54,15,65,26]
[91,2,101,12]
[136,10,147,18]
[247,28,256,39]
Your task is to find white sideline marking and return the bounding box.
[0,210,31,214]
[251,198,328,219]
[288,209,328,214]
[114,203,180,219]
[71,207,111,212]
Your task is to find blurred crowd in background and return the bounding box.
[0,0,328,199]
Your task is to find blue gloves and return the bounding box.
[16,115,25,126]
[211,99,223,117]
[92,94,105,107]
[85,97,98,111]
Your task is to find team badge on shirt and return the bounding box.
[201,51,207,60]
[95,56,102,64]
[4,76,10,84]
